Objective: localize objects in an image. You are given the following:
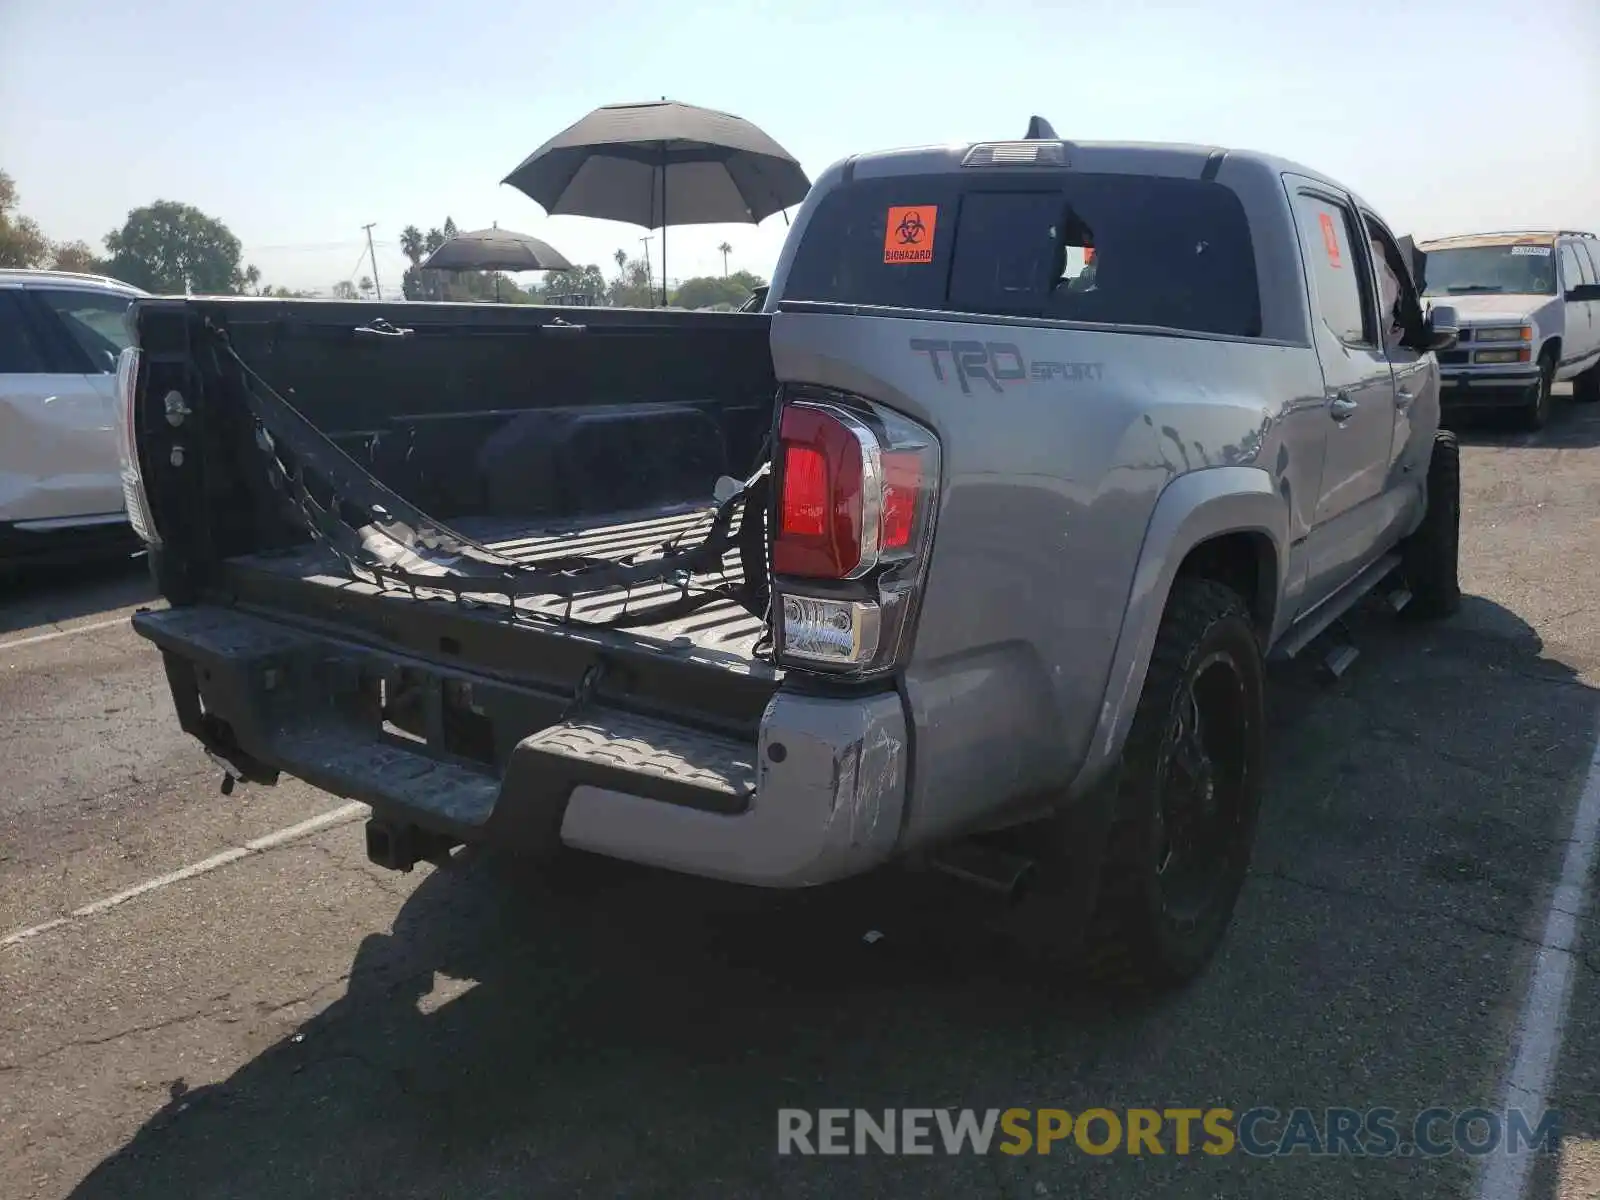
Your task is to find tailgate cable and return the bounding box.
[210,327,771,628]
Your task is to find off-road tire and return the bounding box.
[1521,352,1555,430]
[1074,578,1266,992]
[1574,360,1600,404]
[1399,429,1462,621]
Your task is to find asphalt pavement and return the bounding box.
[2,395,1599,1200]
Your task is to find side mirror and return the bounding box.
[1566,283,1600,303]
[1425,303,1461,352]
[740,285,769,313]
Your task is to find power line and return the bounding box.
[362,223,383,301]
[241,240,396,253]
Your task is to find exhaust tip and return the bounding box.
[929,841,1037,904]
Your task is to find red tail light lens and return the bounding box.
[779,444,828,538]
[880,451,923,551]
[772,403,870,579]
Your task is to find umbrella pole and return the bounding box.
[660,152,668,307]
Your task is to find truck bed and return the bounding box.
[221,503,777,680]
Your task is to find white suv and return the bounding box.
[1418,229,1600,429]
[0,269,148,564]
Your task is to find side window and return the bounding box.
[1559,244,1586,294]
[1363,217,1419,343]
[0,291,52,374]
[1293,193,1375,347]
[35,289,134,373]
[1573,242,1599,287]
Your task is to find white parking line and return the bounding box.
[0,615,131,654]
[0,802,369,950]
[1478,717,1600,1200]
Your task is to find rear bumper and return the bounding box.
[1438,368,1541,409]
[133,603,908,888]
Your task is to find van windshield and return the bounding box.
[782,171,1262,338]
[1421,245,1557,297]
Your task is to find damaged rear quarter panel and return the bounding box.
[770,310,1308,848]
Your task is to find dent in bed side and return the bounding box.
[1065,465,1290,801]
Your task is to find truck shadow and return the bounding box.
[66,595,1600,1200]
[1447,393,1600,449]
[0,552,155,637]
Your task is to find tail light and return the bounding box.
[770,390,941,678]
[114,345,161,547]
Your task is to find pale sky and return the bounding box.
[3,0,1597,297]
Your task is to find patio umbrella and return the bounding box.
[420,225,573,301]
[501,100,811,306]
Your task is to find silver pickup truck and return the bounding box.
[122,119,1464,991]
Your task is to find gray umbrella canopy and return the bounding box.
[420,227,573,273]
[502,100,811,304]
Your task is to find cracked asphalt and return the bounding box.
[2,395,1599,1200]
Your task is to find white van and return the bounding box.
[0,270,147,565]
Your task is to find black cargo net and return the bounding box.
[209,326,771,632]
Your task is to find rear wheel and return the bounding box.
[1010,580,1265,993]
[1400,429,1462,620]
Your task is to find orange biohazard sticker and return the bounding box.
[884,206,938,264]
[1318,211,1343,268]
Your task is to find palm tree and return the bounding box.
[614,248,628,275]
[718,242,732,276]
[399,225,425,266]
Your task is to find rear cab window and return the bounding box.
[783,170,1263,338]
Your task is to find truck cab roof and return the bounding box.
[823,135,1374,216]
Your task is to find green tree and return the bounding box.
[521,263,607,304]
[0,171,50,268]
[103,201,258,294]
[50,239,101,273]
[671,269,766,310]
[331,280,360,300]
[399,219,458,300]
[608,255,657,307]
[717,241,732,275]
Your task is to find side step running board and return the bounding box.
[1271,551,1403,663]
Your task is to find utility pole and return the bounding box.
[639,235,655,306]
[362,223,383,300]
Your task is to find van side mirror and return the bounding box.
[1424,303,1461,352]
[1566,283,1600,303]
